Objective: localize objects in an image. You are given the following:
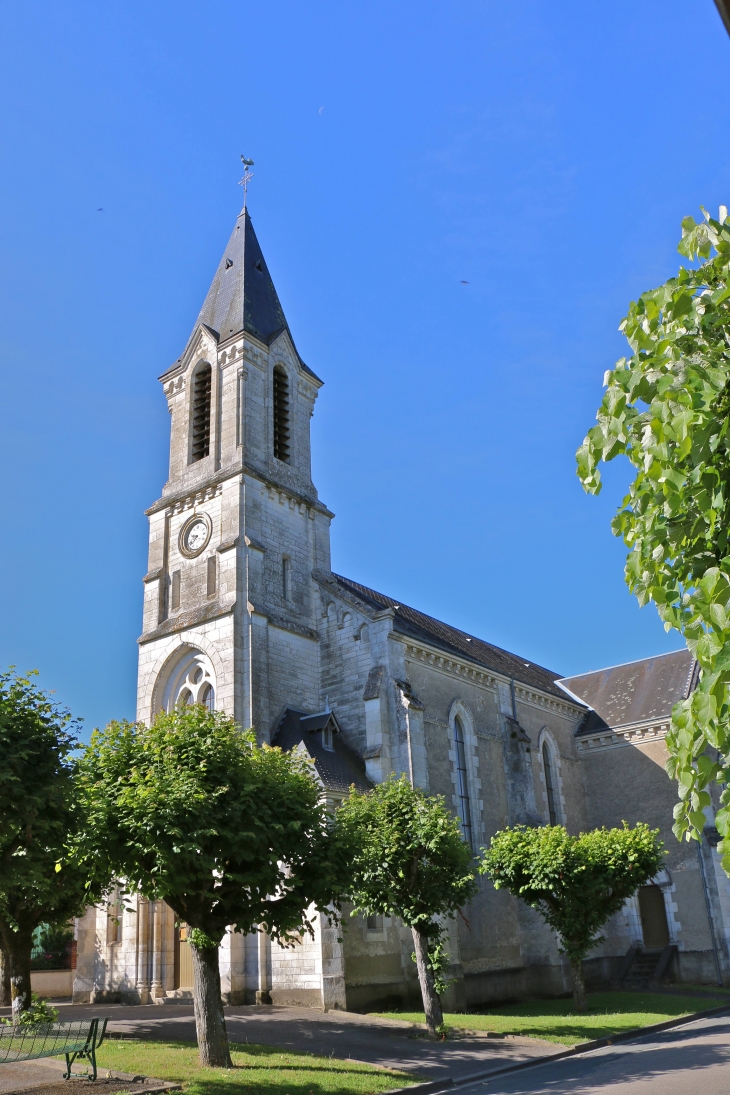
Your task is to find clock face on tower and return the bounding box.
[179,513,212,557]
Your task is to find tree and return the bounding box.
[77,706,346,1068]
[0,944,9,1008]
[0,668,101,1021]
[577,208,730,866]
[335,775,478,1038]
[480,823,664,1011]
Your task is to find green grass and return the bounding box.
[373,990,717,1046]
[671,983,730,997]
[93,1039,421,1095]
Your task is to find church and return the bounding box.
[74,203,730,1007]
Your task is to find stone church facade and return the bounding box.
[74,206,730,1007]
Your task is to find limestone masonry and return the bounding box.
[75,206,730,1007]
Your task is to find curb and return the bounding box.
[383,1001,730,1095]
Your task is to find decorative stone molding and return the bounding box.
[404,641,581,721]
[575,720,670,753]
[266,485,312,516]
[250,603,319,641]
[138,602,234,644]
[218,342,244,366]
[217,536,240,554]
[163,375,186,397]
[168,484,223,517]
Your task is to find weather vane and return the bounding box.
[239,156,254,211]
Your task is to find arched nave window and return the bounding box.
[453,715,473,848]
[542,741,558,825]
[538,730,564,826]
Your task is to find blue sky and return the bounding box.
[1,1,728,733]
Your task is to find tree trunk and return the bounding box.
[569,956,587,1013]
[0,941,10,1008]
[412,927,444,1038]
[1,926,33,1022]
[191,941,231,1068]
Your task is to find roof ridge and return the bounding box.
[559,647,690,682]
[332,573,571,702]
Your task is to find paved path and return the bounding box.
[0,1003,553,1082]
[465,1012,730,1095]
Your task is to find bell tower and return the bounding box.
[136,206,334,738]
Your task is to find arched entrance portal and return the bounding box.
[638,885,670,949]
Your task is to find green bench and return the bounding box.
[0,1017,108,1081]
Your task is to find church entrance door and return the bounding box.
[638,885,670,949]
[174,924,194,989]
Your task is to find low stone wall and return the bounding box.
[31,969,73,997]
[673,949,729,987]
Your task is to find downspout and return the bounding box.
[405,708,414,788]
[510,678,517,721]
[242,478,253,730]
[697,839,723,986]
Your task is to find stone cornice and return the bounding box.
[145,463,333,519]
[403,639,582,721]
[252,604,319,642]
[138,601,235,644]
[576,720,670,753]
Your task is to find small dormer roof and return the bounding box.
[299,710,339,734]
[271,707,371,793]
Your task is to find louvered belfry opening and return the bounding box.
[273,365,291,463]
[191,364,212,462]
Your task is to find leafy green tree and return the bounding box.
[481,823,664,1011]
[0,944,9,1008]
[30,922,74,970]
[577,207,730,864]
[335,775,477,1038]
[0,668,102,1021]
[78,707,346,1068]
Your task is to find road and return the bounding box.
[463,1012,730,1095]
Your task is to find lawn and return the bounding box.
[373,990,719,1046]
[93,1039,421,1095]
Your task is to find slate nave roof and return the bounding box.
[332,574,572,702]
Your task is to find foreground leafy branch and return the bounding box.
[577,207,730,865]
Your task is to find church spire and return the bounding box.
[193,208,290,347]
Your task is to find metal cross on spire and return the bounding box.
[239,156,254,212]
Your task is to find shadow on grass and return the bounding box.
[97,1039,416,1095]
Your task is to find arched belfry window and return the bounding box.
[453,715,473,847]
[191,364,212,462]
[273,365,291,463]
[542,740,558,825]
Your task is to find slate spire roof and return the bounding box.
[193,208,289,347]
